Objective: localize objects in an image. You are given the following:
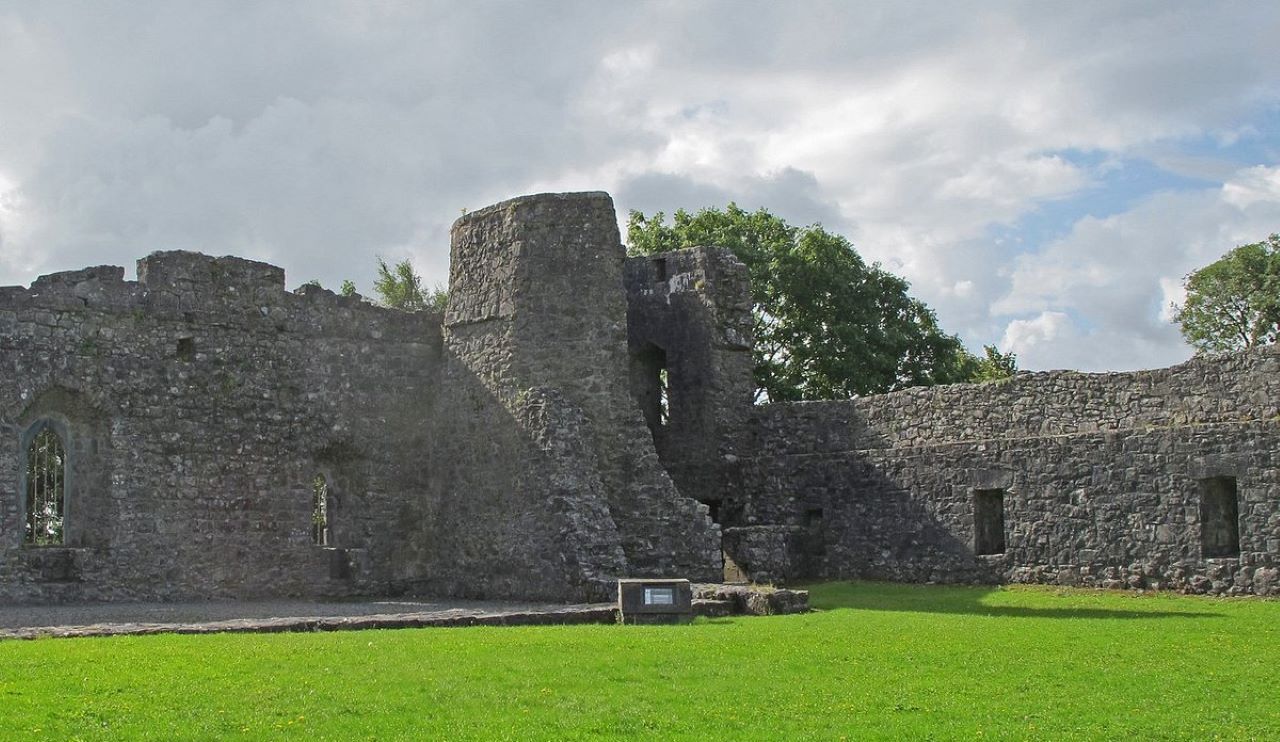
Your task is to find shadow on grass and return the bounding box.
[804,581,1222,620]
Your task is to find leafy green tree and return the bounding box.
[340,279,358,298]
[628,204,987,401]
[373,257,448,312]
[968,344,1018,382]
[1173,234,1280,354]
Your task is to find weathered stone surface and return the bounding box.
[2,189,1277,604]
[624,247,755,523]
[0,193,720,605]
[693,584,810,615]
[1,251,440,603]
[737,349,1280,596]
[441,193,720,591]
[692,598,733,618]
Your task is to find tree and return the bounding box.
[1173,234,1280,354]
[969,344,1018,383]
[628,204,994,401]
[373,257,448,312]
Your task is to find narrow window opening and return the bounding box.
[631,343,670,438]
[658,366,669,426]
[705,499,722,525]
[1200,476,1239,557]
[176,336,196,361]
[973,489,1005,555]
[25,427,66,546]
[653,258,668,282]
[804,507,826,556]
[312,473,330,546]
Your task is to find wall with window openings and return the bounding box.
[0,253,442,602]
[623,247,756,528]
[0,192,727,605]
[735,347,1280,596]
[3,190,1278,604]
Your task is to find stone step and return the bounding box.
[692,598,733,618]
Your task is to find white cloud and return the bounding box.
[1001,311,1072,358]
[0,1,1277,373]
[1222,165,1280,209]
[991,165,1280,370]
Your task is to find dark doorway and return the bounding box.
[974,489,1006,555]
[1199,477,1240,557]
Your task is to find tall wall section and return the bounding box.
[0,253,442,603]
[742,348,1280,595]
[438,193,721,592]
[623,247,755,522]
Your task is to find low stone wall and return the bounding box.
[741,348,1280,595]
[751,348,1280,455]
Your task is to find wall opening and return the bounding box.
[1199,476,1239,558]
[312,473,330,546]
[658,368,669,424]
[804,507,826,558]
[653,258,668,282]
[176,336,195,361]
[25,427,66,546]
[973,489,1005,555]
[631,342,670,438]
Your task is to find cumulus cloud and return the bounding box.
[993,165,1280,370]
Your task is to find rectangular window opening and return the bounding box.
[176,336,196,361]
[974,488,1006,555]
[631,343,670,438]
[705,499,722,525]
[653,258,668,282]
[1200,476,1240,558]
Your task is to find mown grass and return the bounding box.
[1,582,1277,740]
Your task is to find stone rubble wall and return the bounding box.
[7,188,1277,604]
[444,193,721,587]
[740,348,1280,595]
[752,349,1280,455]
[0,192,727,606]
[623,247,756,521]
[0,252,442,602]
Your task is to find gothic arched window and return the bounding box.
[25,426,66,546]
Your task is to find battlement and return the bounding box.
[136,251,286,294]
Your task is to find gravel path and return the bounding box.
[0,598,617,640]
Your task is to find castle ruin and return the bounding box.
[2,191,1277,603]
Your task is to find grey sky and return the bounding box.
[2,1,1278,371]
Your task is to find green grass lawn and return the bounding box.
[1,582,1277,740]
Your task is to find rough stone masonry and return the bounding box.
[1,191,1276,603]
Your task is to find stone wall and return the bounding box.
[739,348,1280,595]
[0,193,725,605]
[623,247,755,524]
[6,188,1277,603]
[0,253,442,602]
[442,193,720,590]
